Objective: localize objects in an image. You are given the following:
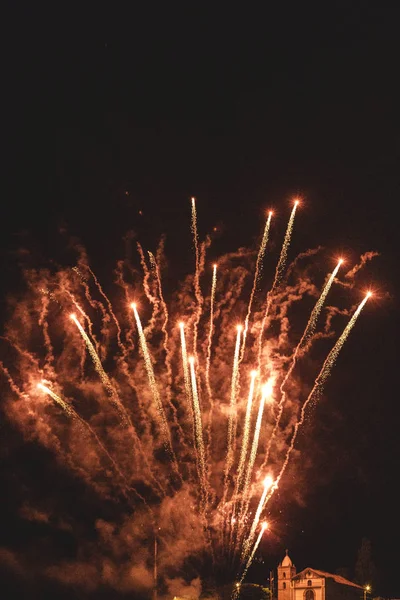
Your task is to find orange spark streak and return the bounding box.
[131,304,175,460]
[250,293,371,529]
[191,197,203,356]
[240,211,273,363]
[239,382,272,525]
[234,371,258,499]
[179,322,193,417]
[37,382,152,506]
[228,370,258,554]
[224,325,243,487]
[242,476,273,560]
[88,267,125,353]
[188,356,207,503]
[137,243,159,337]
[70,313,129,424]
[205,263,217,401]
[148,252,170,359]
[239,521,269,583]
[257,202,298,370]
[37,382,74,416]
[261,258,343,471]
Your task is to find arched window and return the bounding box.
[283,583,286,589]
[307,580,312,587]
[283,572,286,579]
[305,590,314,600]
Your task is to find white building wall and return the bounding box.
[293,577,325,600]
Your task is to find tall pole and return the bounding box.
[153,535,158,600]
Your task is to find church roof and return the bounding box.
[293,568,364,590]
[280,550,294,567]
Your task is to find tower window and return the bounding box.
[283,583,286,589]
[283,573,286,579]
[307,580,312,587]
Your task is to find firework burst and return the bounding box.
[0,199,374,594]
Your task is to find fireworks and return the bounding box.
[0,198,375,592]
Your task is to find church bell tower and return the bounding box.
[277,550,296,600]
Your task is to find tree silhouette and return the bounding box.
[355,537,378,588]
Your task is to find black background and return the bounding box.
[2,2,399,598]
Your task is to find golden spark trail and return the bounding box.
[191,197,200,270]
[242,476,273,560]
[224,325,242,491]
[261,259,343,471]
[70,313,129,422]
[205,263,217,402]
[0,362,29,398]
[131,304,176,459]
[88,267,125,353]
[137,243,159,337]
[148,252,170,358]
[38,296,54,366]
[238,381,273,533]
[240,212,272,363]
[179,322,193,417]
[234,371,257,500]
[69,317,165,492]
[37,383,153,506]
[250,293,371,529]
[229,371,258,554]
[191,197,203,356]
[239,522,269,584]
[188,356,207,503]
[37,383,74,416]
[147,254,186,443]
[66,293,100,358]
[205,263,218,459]
[257,201,299,370]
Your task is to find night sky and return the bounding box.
[2,3,400,599]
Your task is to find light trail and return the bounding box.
[191,197,203,357]
[241,476,273,561]
[70,313,129,424]
[234,371,258,499]
[247,293,372,538]
[36,382,152,505]
[261,258,343,471]
[88,267,124,353]
[37,382,75,417]
[224,325,243,492]
[205,263,217,402]
[148,252,170,358]
[257,201,299,370]
[188,356,207,504]
[179,322,193,417]
[240,211,273,363]
[239,381,273,526]
[131,304,176,461]
[228,370,258,553]
[239,522,269,584]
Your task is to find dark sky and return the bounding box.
[1,2,399,599]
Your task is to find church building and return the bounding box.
[277,551,365,600]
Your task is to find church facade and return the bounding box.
[277,551,364,600]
